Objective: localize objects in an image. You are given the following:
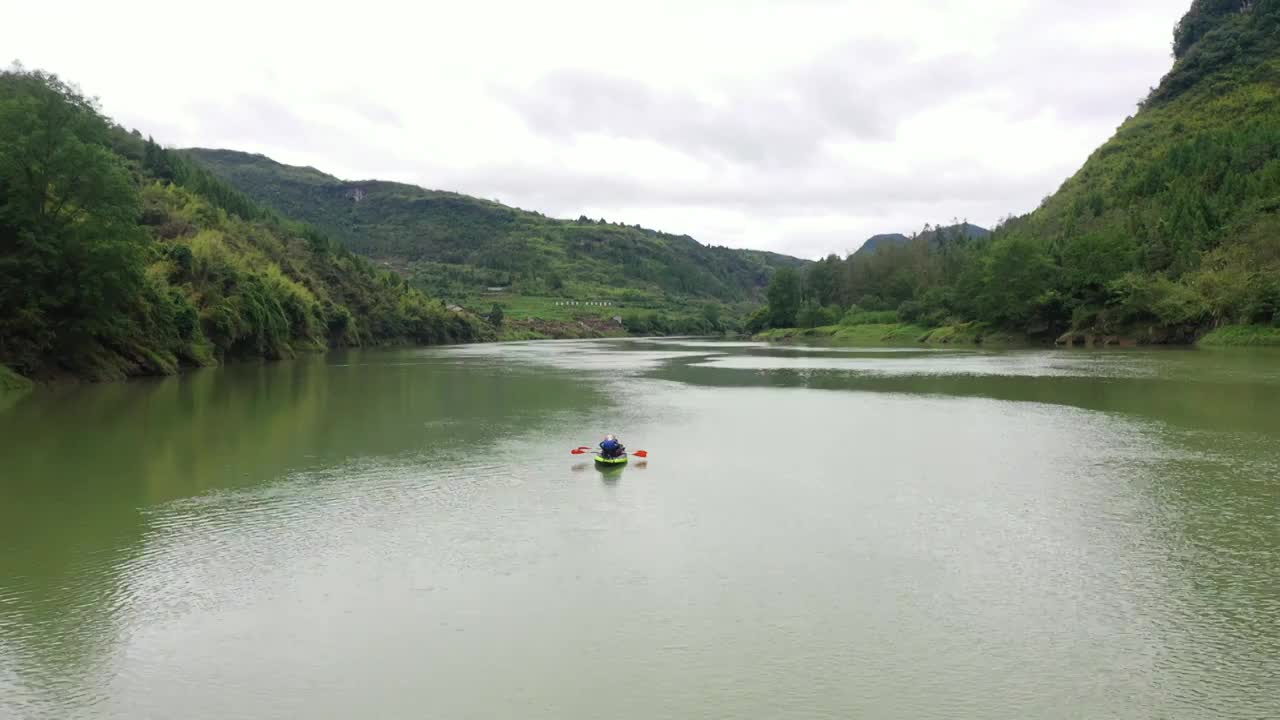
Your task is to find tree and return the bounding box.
[743,306,770,335]
[488,303,504,328]
[766,266,802,328]
[700,302,722,331]
[805,255,841,307]
[976,236,1060,330]
[0,67,147,371]
[796,301,838,328]
[1173,0,1251,58]
[1061,231,1136,303]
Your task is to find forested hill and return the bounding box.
[762,0,1280,344]
[184,148,807,302]
[0,68,491,383]
[853,223,991,257]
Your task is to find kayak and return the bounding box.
[594,453,628,466]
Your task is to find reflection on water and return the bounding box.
[1,339,1277,719]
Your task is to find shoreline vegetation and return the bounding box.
[754,322,1020,347]
[476,292,727,341]
[755,322,1280,348]
[0,364,34,400]
[1198,325,1280,346]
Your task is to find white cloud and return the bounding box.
[2,0,1190,258]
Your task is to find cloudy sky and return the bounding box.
[6,0,1190,258]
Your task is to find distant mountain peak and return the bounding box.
[854,222,990,257]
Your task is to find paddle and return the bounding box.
[570,447,649,458]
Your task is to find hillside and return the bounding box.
[764,0,1280,343]
[0,68,490,384]
[184,149,807,308]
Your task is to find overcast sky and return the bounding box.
[5,0,1190,258]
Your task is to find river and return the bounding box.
[1,339,1278,719]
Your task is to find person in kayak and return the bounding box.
[599,434,626,458]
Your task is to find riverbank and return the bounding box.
[1,364,33,389]
[0,365,34,408]
[754,322,1024,346]
[1051,324,1280,348]
[498,316,629,341]
[757,322,1280,348]
[0,333,487,391]
[1198,325,1280,346]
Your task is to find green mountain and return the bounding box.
[919,223,990,245]
[183,149,807,307]
[854,223,991,257]
[771,0,1280,344]
[0,68,490,383]
[855,233,909,256]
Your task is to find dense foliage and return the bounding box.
[0,67,489,381]
[758,1,1280,343]
[184,149,808,305]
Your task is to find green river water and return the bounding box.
[1,339,1278,719]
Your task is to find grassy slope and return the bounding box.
[756,324,933,344]
[756,322,1022,346]
[0,365,33,393]
[0,366,32,411]
[1199,325,1280,345]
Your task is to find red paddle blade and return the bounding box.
[632,450,648,458]
[571,449,588,455]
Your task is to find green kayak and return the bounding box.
[594,453,628,466]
